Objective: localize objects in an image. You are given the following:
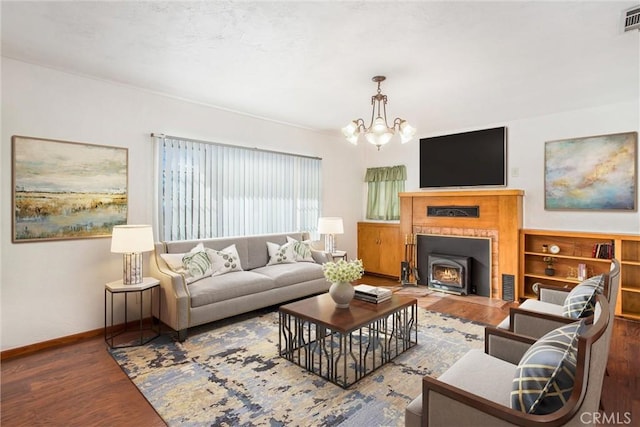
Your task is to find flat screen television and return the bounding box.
[419,126,507,188]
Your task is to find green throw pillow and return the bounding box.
[161,243,214,284]
[511,321,583,414]
[286,236,315,262]
[182,251,212,277]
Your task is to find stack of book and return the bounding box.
[354,284,393,303]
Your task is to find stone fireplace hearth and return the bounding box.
[400,189,523,300]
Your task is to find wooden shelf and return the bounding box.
[520,229,640,319]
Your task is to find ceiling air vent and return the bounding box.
[624,6,640,32]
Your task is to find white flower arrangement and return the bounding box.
[322,259,364,283]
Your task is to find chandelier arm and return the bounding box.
[369,97,377,130]
[382,98,391,129]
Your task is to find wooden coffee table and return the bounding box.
[278,293,418,388]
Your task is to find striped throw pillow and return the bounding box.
[562,275,604,319]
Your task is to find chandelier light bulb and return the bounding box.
[371,117,388,134]
[341,120,358,138]
[399,120,417,144]
[346,134,359,145]
[341,75,416,150]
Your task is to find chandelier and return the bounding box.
[341,75,416,150]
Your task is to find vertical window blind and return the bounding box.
[154,135,322,241]
[364,165,406,221]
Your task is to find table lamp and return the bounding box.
[110,224,155,285]
[317,217,344,254]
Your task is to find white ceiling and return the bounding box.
[2,1,638,137]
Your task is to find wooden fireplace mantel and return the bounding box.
[399,189,524,299]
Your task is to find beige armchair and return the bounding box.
[405,295,611,427]
[496,259,619,338]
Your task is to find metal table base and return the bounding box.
[279,303,417,388]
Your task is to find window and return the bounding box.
[364,165,406,220]
[154,135,321,241]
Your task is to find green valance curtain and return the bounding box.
[365,165,406,220]
[364,165,407,182]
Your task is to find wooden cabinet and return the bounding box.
[520,229,640,320]
[357,222,402,278]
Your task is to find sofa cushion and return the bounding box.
[438,349,515,407]
[206,244,243,276]
[188,271,276,307]
[266,241,297,265]
[252,262,324,288]
[286,236,316,262]
[562,275,604,319]
[511,321,582,414]
[496,299,564,330]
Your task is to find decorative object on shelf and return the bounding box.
[318,217,344,254]
[577,263,587,281]
[545,131,637,210]
[323,259,364,308]
[341,76,416,150]
[542,244,548,253]
[532,282,542,295]
[543,256,556,276]
[111,225,155,285]
[549,244,560,254]
[11,135,128,242]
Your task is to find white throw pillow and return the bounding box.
[266,241,297,265]
[206,244,243,276]
[286,236,315,262]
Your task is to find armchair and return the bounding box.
[405,295,611,427]
[496,259,619,338]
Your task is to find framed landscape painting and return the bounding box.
[545,132,637,211]
[12,136,128,242]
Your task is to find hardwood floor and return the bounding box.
[2,275,638,426]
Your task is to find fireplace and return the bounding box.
[399,189,523,299]
[416,234,492,297]
[428,254,471,295]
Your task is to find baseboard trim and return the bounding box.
[1,317,161,360]
[1,327,103,361]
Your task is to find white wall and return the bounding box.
[3,57,638,351]
[0,58,363,351]
[365,101,640,234]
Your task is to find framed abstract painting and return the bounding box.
[12,136,128,242]
[544,132,637,211]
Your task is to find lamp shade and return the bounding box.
[110,225,155,253]
[318,217,344,234]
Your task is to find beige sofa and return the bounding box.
[150,232,331,341]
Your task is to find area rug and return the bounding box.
[110,309,485,427]
[393,287,432,297]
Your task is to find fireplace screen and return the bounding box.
[427,254,471,295]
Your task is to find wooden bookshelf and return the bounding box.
[520,229,640,320]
